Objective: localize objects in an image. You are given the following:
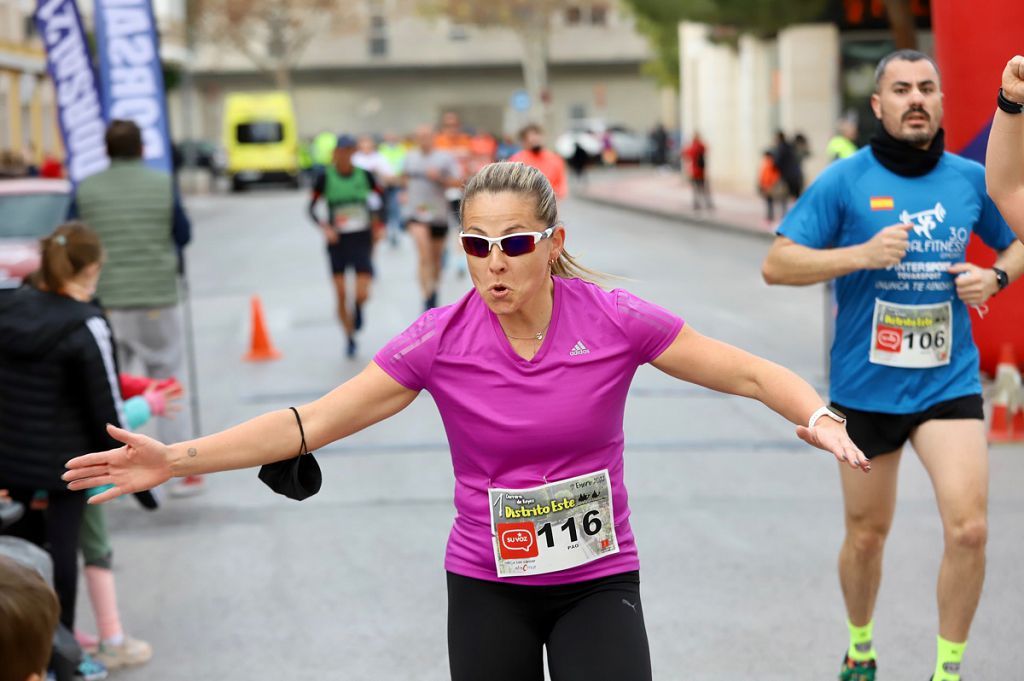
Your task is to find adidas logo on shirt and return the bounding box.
[569,340,590,356]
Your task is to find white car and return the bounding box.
[0,178,72,288]
[555,122,652,163]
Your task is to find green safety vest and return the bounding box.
[378,143,407,175]
[313,132,337,166]
[827,135,858,161]
[297,143,313,170]
[325,165,371,206]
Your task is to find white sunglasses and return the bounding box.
[458,227,555,258]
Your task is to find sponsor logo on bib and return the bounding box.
[496,522,539,559]
[875,326,903,352]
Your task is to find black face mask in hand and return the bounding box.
[258,407,322,501]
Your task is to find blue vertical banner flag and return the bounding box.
[34,0,110,185]
[93,0,173,175]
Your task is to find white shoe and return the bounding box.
[94,636,152,669]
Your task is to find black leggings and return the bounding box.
[447,570,652,681]
[3,487,86,629]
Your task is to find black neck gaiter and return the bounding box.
[869,125,945,177]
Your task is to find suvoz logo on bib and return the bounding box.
[496,522,538,559]
[875,326,903,352]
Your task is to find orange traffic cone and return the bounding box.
[988,343,1020,443]
[243,295,282,362]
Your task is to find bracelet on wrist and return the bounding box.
[998,88,1024,115]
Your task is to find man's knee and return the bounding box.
[845,518,891,558]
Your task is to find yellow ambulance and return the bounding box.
[222,91,299,191]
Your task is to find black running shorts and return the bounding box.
[406,220,449,239]
[832,393,984,458]
[326,229,373,275]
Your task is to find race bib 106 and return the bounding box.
[869,299,952,369]
[489,470,618,578]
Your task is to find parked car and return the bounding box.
[0,178,72,288]
[173,139,225,176]
[555,120,653,163]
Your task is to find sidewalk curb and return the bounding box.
[577,193,776,242]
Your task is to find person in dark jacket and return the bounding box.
[0,222,125,631]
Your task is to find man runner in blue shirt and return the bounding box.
[763,50,1024,681]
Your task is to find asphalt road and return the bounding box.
[91,186,1024,680]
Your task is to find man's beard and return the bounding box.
[893,108,936,147]
[899,126,935,147]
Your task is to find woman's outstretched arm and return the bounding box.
[651,325,870,472]
[64,363,418,503]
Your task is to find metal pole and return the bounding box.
[824,279,835,383]
[180,274,202,438]
[179,0,198,187]
[176,0,200,437]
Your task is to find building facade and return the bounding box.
[679,0,934,193]
[180,2,672,142]
[0,0,58,164]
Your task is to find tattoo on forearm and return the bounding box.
[187,447,198,458]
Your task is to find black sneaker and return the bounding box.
[346,337,357,358]
[353,304,364,331]
[839,654,877,681]
[425,292,437,311]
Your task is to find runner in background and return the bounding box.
[378,132,409,247]
[311,131,337,177]
[435,112,475,279]
[308,135,385,358]
[827,118,860,162]
[509,124,567,200]
[402,125,462,310]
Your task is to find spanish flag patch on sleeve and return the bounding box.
[870,196,895,211]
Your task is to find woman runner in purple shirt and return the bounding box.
[65,162,868,681]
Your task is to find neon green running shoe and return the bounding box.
[839,654,877,681]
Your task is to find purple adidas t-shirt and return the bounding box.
[373,276,684,585]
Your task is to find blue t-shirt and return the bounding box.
[778,147,1016,414]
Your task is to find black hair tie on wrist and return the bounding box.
[998,88,1024,115]
[257,407,322,500]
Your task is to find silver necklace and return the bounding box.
[504,321,550,342]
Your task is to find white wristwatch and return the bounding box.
[808,405,847,428]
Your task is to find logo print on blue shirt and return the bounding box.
[899,202,946,240]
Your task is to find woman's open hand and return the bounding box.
[63,424,174,503]
[796,419,871,473]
